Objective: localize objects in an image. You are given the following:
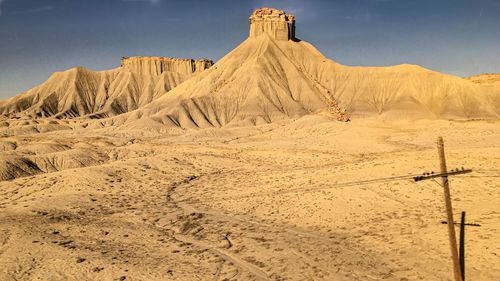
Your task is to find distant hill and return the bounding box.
[0,57,213,119]
[108,8,499,129]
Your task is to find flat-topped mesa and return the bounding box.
[249,8,296,41]
[120,56,214,76]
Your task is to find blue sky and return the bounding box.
[0,0,499,99]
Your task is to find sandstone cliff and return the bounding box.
[249,8,295,41]
[0,57,213,118]
[120,57,213,76]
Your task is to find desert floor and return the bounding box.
[0,116,499,281]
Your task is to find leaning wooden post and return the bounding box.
[459,211,466,281]
[437,136,463,281]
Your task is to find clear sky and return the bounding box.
[0,0,499,99]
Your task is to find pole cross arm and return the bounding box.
[413,169,472,182]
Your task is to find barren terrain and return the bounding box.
[1,116,498,280]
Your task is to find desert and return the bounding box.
[0,4,499,281]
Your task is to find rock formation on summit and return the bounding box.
[249,8,296,41]
[0,57,213,119]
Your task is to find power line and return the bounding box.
[475,169,500,172]
[190,168,492,204]
[214,172,443,202]
[201,166,489,203]
[461,175,500,178]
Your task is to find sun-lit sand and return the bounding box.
[1,7,499,281]
[1,117,499,280]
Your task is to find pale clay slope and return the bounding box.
[106,34,500,130]
[0,117,499,280]
[0,57,213,119]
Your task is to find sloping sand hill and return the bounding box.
[0,57,213,119]
[99,9,498,130]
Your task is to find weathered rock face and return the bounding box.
[249,8,295,41]
[466,73,500,86]
[120,57,213,76]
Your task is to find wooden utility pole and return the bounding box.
[414,137,472,281]
[437,136,463,281]
[459,211,465,281]
[441,211,481,281]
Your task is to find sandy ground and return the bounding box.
[0,116,499,280]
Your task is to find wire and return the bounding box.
[432,178,441,186]
[475,169,500,172]
[215,173,423,201]
[461,175,500,178]
[209,169,485,202]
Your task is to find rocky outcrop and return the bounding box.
[120,57,213,76]
[249,8,295,41]
[466,73,500,85]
